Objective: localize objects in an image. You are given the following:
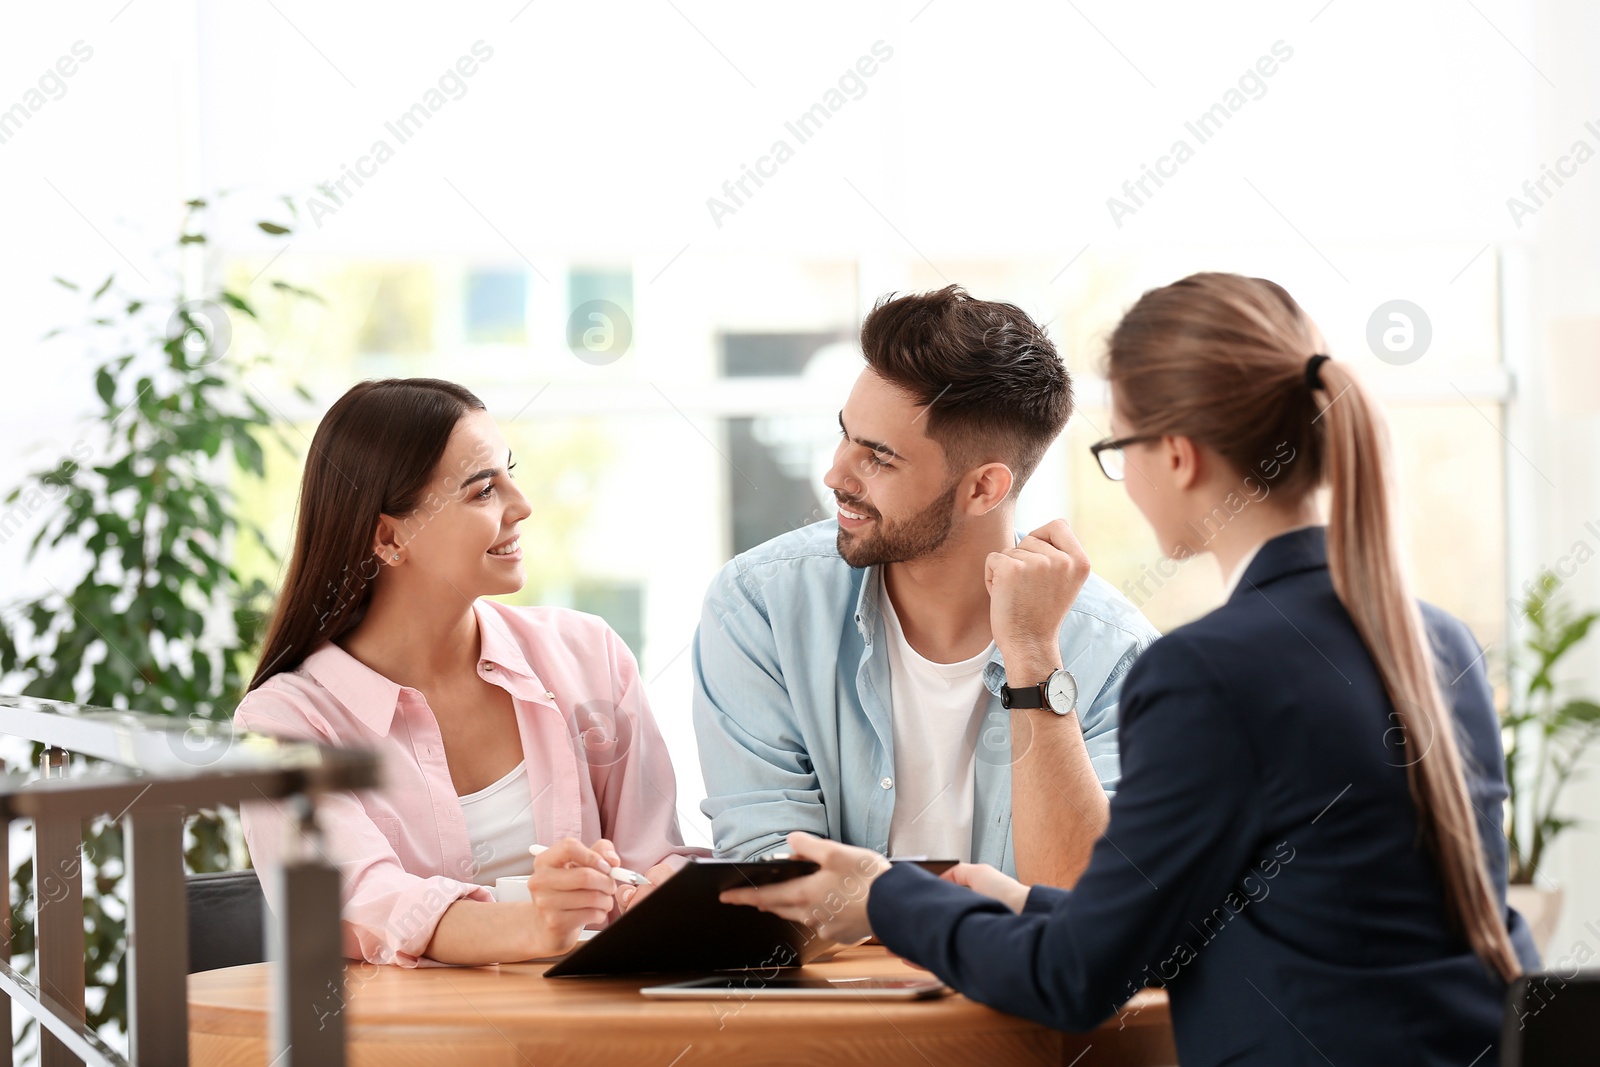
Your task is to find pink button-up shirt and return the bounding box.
[235,598,705,967]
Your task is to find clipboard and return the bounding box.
[542,857,826,977]
[541,856,957,978]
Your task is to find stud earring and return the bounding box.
[391,555,400,562]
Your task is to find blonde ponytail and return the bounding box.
[1315,359,1521,982]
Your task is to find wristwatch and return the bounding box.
[1000,668,1078,715]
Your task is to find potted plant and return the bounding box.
[1501,570,1600,953]
[0,194,315,1057]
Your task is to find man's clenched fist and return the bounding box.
[985,518,1091,682]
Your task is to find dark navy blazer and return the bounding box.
[869,526,1539,1067]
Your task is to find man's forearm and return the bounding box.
[1002,646,1108,888]
[1009,708,1109,887]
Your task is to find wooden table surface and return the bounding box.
[189,945,1174,1067]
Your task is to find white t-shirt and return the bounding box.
[880,574,996,863]
[458,759,538,885]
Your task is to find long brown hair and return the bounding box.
[1107,272,1520,982]
[248,378,486,691]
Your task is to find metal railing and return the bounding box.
[0,694,381,1067]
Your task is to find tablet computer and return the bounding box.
[640,975,951,1000]
[541,857,957,978]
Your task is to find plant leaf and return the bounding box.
[1556,699,1600,726]
[270,279,324,303]
[95,367,116,406]
[219,291,256,318]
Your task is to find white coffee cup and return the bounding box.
[493,875,531,903]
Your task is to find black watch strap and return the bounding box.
[999,681,1047,709]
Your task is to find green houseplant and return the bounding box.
[0,195,316,1052]
[1501,570,1600,950]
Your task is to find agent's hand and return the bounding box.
[985,519,1091,681]
[719,832,889,944]
[941,862,1030,914]
[523,837,620,956]
[616,860,678,913]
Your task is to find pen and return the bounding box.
[528,844,652,887]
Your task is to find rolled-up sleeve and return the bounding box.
[234,693,492,968]
[1066,586,1160,798]
[1079,641,1144,797]
[691,560,829,860]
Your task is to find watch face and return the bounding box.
[1047,670,1078,715]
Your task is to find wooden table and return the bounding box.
[189,945,1174,1066]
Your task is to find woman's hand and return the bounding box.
[615,860,677,913]
[719,831,889,944]
[520,837,620,957]
[942,862,1030,914]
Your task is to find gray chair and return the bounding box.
[185,870,267,973]
[1501,970,1600,1065]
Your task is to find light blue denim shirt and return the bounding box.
[692,519,1160,877]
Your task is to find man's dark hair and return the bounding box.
[860,284,1073,496]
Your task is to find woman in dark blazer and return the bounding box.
[725,272,1539,1066]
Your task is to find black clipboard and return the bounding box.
[542,857,825,977]
[542,856,959,978]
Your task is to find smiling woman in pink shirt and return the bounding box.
[236,377,703,967]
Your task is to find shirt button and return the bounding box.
[483,663,494,671]
[880,776,893,790]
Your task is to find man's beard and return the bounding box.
[835,480,961,568]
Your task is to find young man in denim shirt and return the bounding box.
[692,286,1158,886]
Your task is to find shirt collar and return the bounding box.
[471,601,559,706]
[298,642,405,735]
[471,599,539,681]
[297,599,551,735]
[853,565,883,642]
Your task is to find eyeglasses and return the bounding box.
[1088,434,1159,481]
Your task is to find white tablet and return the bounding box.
[640,975,950,1000]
